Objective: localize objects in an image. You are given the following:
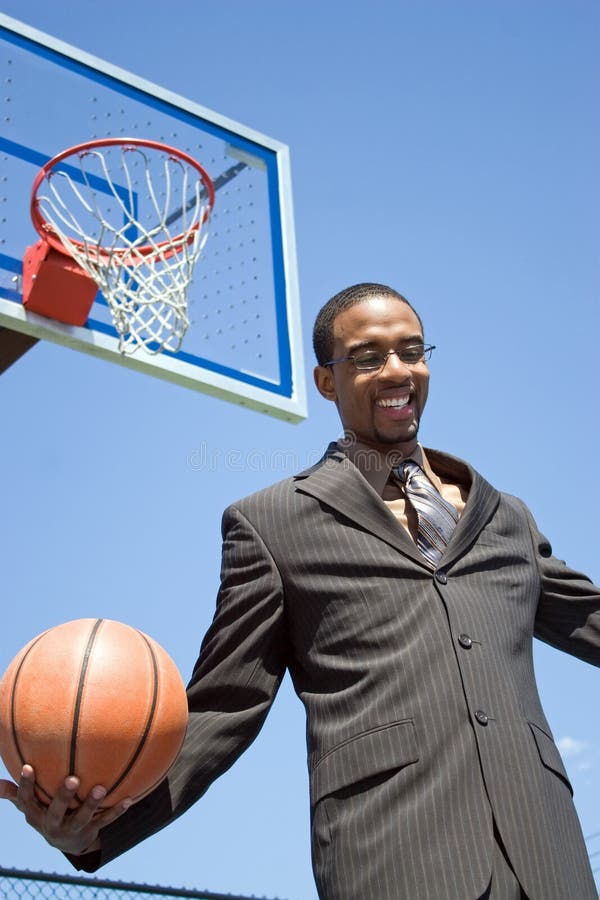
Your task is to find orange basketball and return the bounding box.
[0,618,188,808]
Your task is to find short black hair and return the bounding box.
[312,283,424,366]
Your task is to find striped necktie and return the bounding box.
[395,460,458,566]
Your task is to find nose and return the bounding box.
[380,350,412,375]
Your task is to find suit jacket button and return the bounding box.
[474,710,489,726]
[458,633,473,649]
[435,571,448,584]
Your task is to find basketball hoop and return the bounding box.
[24,138,215,355]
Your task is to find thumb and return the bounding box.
[0,779,19,803]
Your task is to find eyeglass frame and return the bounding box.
[323,344,436,372]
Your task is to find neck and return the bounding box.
[339,432,419,461]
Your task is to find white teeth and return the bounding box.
[377,397,410,408]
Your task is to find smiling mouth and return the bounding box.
[375,396,411,409]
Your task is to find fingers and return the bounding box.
[18,764,37,800]
[44,776,86,834]
[17,766,47,822]
[44,776,134,854]
[55,787,134,855]
[57,783,107,831]
[47,775,84,815]
[3,765,133,855]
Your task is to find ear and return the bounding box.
[314,365,337,402]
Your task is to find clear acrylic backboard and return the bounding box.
[0,14,306,422]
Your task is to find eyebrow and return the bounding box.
[346,335,425,354]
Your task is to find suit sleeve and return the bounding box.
[72,504,289,871]
[519,499,600,666]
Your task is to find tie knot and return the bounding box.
[395,459,421,485]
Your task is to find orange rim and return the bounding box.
[30,137,215,260]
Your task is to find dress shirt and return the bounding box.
[341,438,468,542]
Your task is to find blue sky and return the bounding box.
[0,2,599,898]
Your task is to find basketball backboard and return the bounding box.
[0,14,306,422]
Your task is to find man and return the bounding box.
[2,283,599,899]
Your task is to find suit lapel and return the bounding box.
[293,445,431,569]
[426,449,501,568]
[294,445,501,572]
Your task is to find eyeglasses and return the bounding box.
[323,344,435,371]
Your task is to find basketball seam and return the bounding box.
[9,631,54,803]
[105,630,159,800]
[70,618,104,802]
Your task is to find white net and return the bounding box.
[34,144,212,355]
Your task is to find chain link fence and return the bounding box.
[0,867,285,900]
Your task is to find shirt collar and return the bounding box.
[337,437,426,497]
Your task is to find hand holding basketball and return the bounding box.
[0,765,128,857]
[0,618,188,809]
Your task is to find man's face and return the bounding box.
[314,296,430,455]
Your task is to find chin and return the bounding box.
[375,424,419,446]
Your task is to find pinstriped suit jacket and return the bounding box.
[84,445,600,899]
